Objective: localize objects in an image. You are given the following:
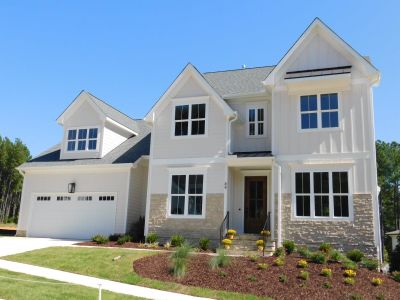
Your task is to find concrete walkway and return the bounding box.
[0,259,212,300]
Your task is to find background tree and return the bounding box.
[0,135,31,224]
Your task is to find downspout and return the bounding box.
[277,162,282,247]
[227,112,238,155]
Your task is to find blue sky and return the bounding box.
[0,1,398,156]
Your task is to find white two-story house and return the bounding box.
[16,18,382,257]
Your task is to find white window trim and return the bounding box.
[170,97,209,139]
[297,92,342,133]
[291,166,354,222]
[65,126,101,152]
[167,167,207,219]
[246,104,266,138]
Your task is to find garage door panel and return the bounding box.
[28,194,117,239]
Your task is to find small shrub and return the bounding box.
[298,246,311,259]
[361,258,378,271]
[282,240,295,254]
[346,249,364,263]
[248,254,259,262]
[297,259,308,268]
[273,257,285,266]
[349,292,362,299]
[170,243,191,278]
[256,240,264,247]
[116,235,131,245]
[392,271,400,282]
[146,232,158,244]
[221,239,232,246]
[247,275,257,282]
[322,282,332,289]
[298,270,309,280]
[109,234,122,242]
[257,263,269,270]
[218,271,227,278]
[171,235,185,247]
[227,229,237,236]
[371,277,383,286]
[344,277,356,285]
[321,268,332,277]
[330,249,346,262]
[342,259,358,270]
[343,269,357,278]
[319,242,332,253]
[310,251,327,264]
[376,293,385,300]
[164,242,171,249]
[199,237,210,251]
[209,249,230,269]
[91,234,108,244]
[278,274,288,283]
[274,247,286,257]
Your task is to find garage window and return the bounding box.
[99,196,115,201]
[37,196,51,201]
[57,196,71,201]
[77,196,92,201]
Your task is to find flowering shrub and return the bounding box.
[298,270,309,280]
[260,230,270,236]
[297,259,308,268]
[222,238,232,246]
[371,277,383,286]
[256,240,265,247]
[319,242,332,253]
[257,263,269,270]
[273,257,285,266]
[320,268,332,277]
[343,269,357,278]
[227,229,237,236]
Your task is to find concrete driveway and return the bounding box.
[0,237,78,257]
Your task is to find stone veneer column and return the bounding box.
[281,193,376,255]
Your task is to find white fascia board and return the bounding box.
[263,18,380,87]
[105,117,138,136]
[19,163,135,174]
[144,63,235,122]
[56,91,106,125]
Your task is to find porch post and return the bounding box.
[276,162,282,247]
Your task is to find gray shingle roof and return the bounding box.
[85,92,141,133]
[20,120,151,168]
[202,66,274,98]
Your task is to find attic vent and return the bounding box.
[285,65,352,79]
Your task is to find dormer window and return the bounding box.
[174,103,206,136]
[66,127,99,151]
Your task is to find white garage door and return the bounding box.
[28,193,117,240]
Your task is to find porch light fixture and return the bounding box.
[68,182,76,194]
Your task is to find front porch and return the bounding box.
[223,154,281,253]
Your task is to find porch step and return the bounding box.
[225,249,274,257]
[228,234,276,253]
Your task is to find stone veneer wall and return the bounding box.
[148,193,224,244]
[281,193,376,255]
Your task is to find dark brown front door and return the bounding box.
[244,176,268,234]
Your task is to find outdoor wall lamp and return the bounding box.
[68,182,76,194]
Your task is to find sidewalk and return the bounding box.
[0,259,212,300]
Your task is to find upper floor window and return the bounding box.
[248,107,265,136]
[169,173,205,217]
[67,128,98,151]
[294,170,350,219]
[174,104,206,137]
[300,93,339,130]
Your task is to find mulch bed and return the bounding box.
[133,252,400,300]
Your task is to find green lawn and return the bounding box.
[0,268,142,300]
[5,247,268,300]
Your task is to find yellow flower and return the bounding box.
[222,238,232,245]
[261,230,270,236]
[297,259,308,268]
[256,239,264,247]
[371,277,383,286]
[227,229,237,235]
[343,269,356,278]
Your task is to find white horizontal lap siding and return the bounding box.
[18,168,131,235]
[227,98,271,153]
[151,96,227,159]
[101,125,128,157]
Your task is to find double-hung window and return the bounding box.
[174,103,206,136]
[294,170,350,219]
[67,127,98,151]
[300,93,339,130]
[248,107,265,136]
[170,173,205,217]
